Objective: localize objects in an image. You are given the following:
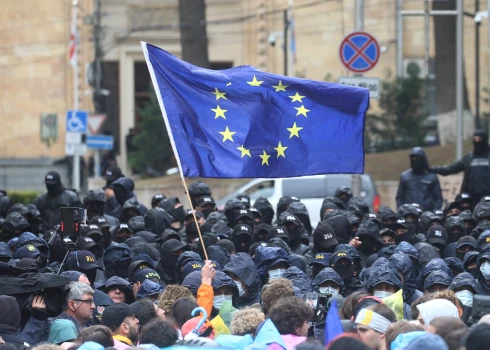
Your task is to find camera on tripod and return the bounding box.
[305,292,333,325]
[60,207,86,243]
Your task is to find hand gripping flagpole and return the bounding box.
[181,177,209,261]
[141,41,209,261]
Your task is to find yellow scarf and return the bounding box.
[113,335,133,346]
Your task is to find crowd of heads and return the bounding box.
[0,165,490,350]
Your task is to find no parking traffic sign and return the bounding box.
[339,32,380,73]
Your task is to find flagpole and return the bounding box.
[181,177,209,261]
[72,0,80,192]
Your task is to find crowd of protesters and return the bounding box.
[1,131,490,350]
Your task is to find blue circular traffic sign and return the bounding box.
[339,32,380,73]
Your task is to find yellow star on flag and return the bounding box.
[219,126,236,142]
[259,150,271,166]
[211,105,227,119]
[274,142,288,158]
[247,75,263,86]
[295,105,311,117]
[287,122,303,139]
[272,80,288,92]
[289,92,305,102]
[211,88,227,100]
[237,145,251,158]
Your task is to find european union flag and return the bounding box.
[141,42,368,178]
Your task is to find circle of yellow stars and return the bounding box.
[209,75,311,166]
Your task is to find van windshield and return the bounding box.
[282,175,371,198]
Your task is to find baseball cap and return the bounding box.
[330,251,353,266]
[278,213,302,227]
[426,225,448,246]
[116,223,133,234]
[131,268,161,284]
[393,219,409,231]
[184,210,204,221]
[267,227,289,241]
[105,166,123,182]
[45,171,61,185]
[66,250,102,271]
[455,193,472,203]
[151,194,167,207]
[232,224,253,237]
[196,196,216,207]
[235,209,254,221]
[13,245,40,260]
[77,237,97,251]
[162,239,190,253]
[0,242,12,259]
[457,236,478,250]
[89,216,110,230]
[313,223,339,249]
[86,224,103,237]
[309,253,332,268]
[101,302,141,331]
[182,261,203,278]
[380,228,395,238]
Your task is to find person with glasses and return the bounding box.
[101,303,141,350]
[48,282,95,341]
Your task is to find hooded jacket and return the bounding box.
[282,266,312,296]
[396,147,443,211]
[104,177,137,219]
[103,243,133,280]
[223,253,261,308]
[449,272,479,293]
[34,187,80,231]
[144,209,173,235]
[254,246,290,282]
[287,202,312,235]
[417,258,452,290]
[253,197,275,225]
[311,267,344,292]
[423,271,453,291]
[0,296,26,347]
[326,215,352,245]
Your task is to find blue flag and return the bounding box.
[141,42,368,178]
[325,300,343,345]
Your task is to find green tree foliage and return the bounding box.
[128,91,174,175]
[365,71,427,152]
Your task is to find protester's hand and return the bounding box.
[32,295,47,310]
[105,188,115,199]
[349,237,362,248]
[201,260,216,285]
[0,336,4,344]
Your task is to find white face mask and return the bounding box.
[268,269,286,280]
[455,290,474,307]
[213,295,233,310]
[481,261,490,279]
[235,281,246,297]
[319,287,339,295]
[374,290,393,299]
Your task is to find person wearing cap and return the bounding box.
[156,239,190,285]
[230,224,254,254]
[453,236,478,262]
[449,272,479,311]
[113,223,133,244]
[102,277,133,304]
[312,267,344,295]
[426,225,448,256]
[455,193,473,211]
[431,130,490,207]
[309,253,332,279]
[380,229,396,247]
[183,210,205,244]
[151,194,166,208]
[89,216,113,249]
[355,303,397,350]
[195,196,216,220]
[101,303,140,349]
[104,166,124,187]
[423,271,453,293]
[477,246,490,295]
[130,268,163,298]
[330,251,363,296]
[84,189,107,220]
[279,212,313,262]
[33,171,80,231]
[396,147,442,212]
[234,209,255,230]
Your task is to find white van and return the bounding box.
[216,174,380,228]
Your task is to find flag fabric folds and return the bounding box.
[325,300,343,345]
[141,42,368,178]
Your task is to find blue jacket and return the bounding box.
[282,266,312,297]
[417,258,452,290]
[396,147,443,211]
[254,246,289,281]
[103,243,133,280]
[424,271,453,291]
[311,267,344,292]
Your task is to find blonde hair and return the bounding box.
[230,308,265,336]
[158,285,196,314]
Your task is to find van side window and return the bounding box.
[243,180,275,199]
[283,178,325,198]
